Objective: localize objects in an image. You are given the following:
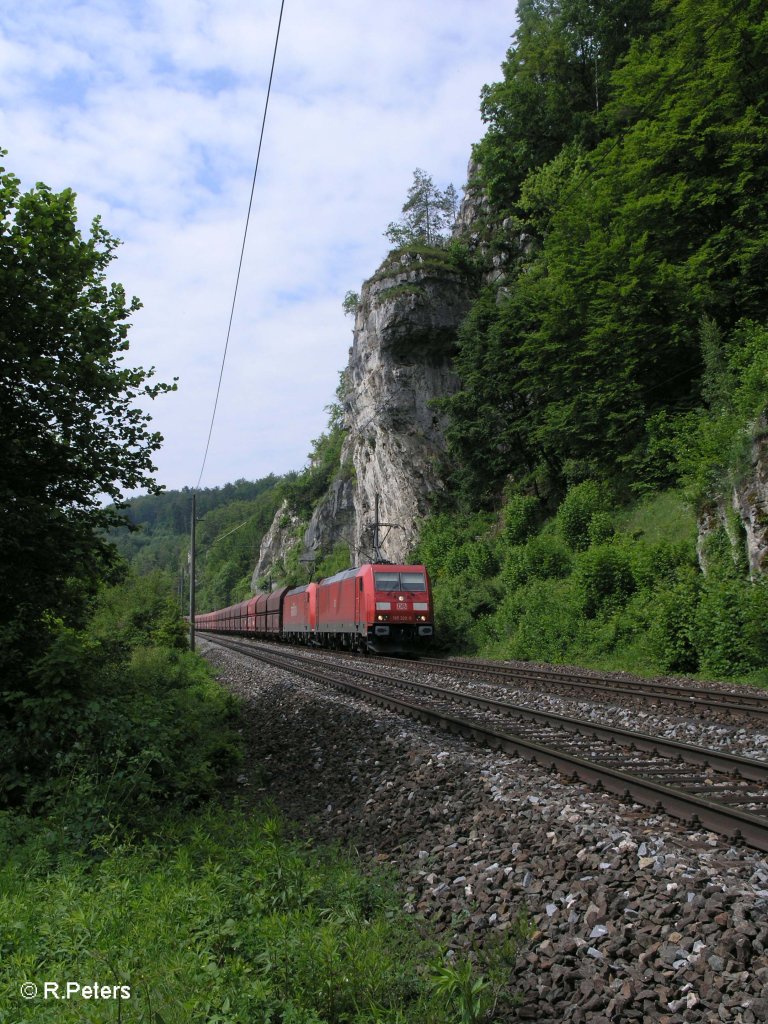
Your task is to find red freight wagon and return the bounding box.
[245,596,258,633]
[316,563,433,653]
[220,605,232,631]
[254,592,269,636]
[197,598,250,635]
[265,586,290,638]
[233,600,248,633]
[283,582,318,642]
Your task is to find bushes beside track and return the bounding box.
[414,487,768,684]
[0,571,243,825]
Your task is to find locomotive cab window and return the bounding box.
[400,572,426,592]
[374,573,400,591]
[374,571,426,592]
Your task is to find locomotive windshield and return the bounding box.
[400,572,426,591]
[374,573,400,591]
[374,571,426,592]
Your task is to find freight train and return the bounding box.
[195,562,434,654]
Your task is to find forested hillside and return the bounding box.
[445,0,766,503]
[109,477,281,609]
[109,402,349,612]
[414,0,768,682]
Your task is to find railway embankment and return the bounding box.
[202,639,768,1024]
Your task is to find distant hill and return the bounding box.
[108,476,282,611]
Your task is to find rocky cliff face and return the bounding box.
[252,246,474,582]
[250,499,301,588]
[696,415,768,577]
[303,476,357,562]
[340,249,472,563]
[732,415,768,574]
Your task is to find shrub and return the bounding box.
[575,544,635,618]
[647,568,701,673]
[524,533,573,580]
[88,571,188,655]
[466,538,499,580]
[0,574,243,831]
[493,578,584,662]
[432,578,497,652]
[629,540,696,590]
[500,533,572,591]
[694,574,768,677]
[556,481,614,551]
[413,512,495,582]
[443,543,471,577]
[587,510,615,546]
[500,545,529,590]
[502,494,541,545]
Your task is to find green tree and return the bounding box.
[342,289,359,317]
[0,154,175,681]
[385,168,457,248]
[445,0,768,503]
[474,0,658,214]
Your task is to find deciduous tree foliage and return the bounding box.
[474,0,658,215]
[445,0,768,504]
[0,155,174,679]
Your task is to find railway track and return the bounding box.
[382,654,768,720]
[202,634,768,853]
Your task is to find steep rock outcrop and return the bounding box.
[452,159,488,243]
[732,415,768,574]
[250,499,301,588]
[696,415,768,576]
[303,476,356,558]
[254,247,474,580]
[341,249,472,563]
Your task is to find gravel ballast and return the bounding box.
[201,639,768,1024]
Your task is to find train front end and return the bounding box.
[363,563,434,654]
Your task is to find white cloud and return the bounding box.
[0,0,516,493]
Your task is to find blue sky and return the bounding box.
[0,0,517,493]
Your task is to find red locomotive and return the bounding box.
[195,563,434,654]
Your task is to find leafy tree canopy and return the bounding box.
[0,153,175,677]
[443,0,768,506]
[385,169,458,248]
[474,0,658,214]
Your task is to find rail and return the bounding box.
[201,635,768,854]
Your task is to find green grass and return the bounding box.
[0,805,526,1024]
[615,488,697,547]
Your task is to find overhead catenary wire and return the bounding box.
[195,0,286,492]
